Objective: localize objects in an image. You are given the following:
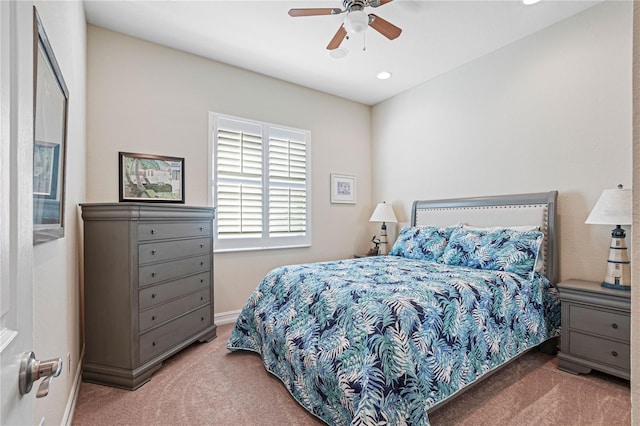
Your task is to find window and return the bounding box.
[210,113,311,251]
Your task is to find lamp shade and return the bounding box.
[585,185,632,225]
[369,202,397,223]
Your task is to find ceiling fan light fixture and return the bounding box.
[345,9,368,34]
[377,71,392,80]
[522,0,541,5]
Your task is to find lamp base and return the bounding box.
[601,281,631,291]
[379,221,388,255]
[600,226,631,291]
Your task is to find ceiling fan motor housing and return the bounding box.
[343,0,367,12]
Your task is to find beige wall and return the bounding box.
[32,1,86,425]
[372,1,632,284]
[86,26,373,314]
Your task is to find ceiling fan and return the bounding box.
[288,0,402,50]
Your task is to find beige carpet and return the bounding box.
[72,323,630,426]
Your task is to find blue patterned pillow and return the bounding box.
[442,227,543,278]
[389,225,460,262]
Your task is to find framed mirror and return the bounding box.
[33,7,69,244]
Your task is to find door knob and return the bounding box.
[18,351,62,398]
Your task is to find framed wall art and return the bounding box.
[119,152,185,203]
[330,173,356,204]
[33,6,69,244]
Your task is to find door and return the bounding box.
[1,1,35,424]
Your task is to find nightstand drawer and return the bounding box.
[569,331,630,371]
[569,304,629,342]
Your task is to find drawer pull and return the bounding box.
[151,272,156,277]
[151,229,156,235]
[201,317,205,322]
[200,243,204,248]
[151,249,157,255]
[200,261,204,266]
[612,323,618,329]
[152,341,156,347]
[612,351,618,357]
[200,226,204,231]
[200,279,204,283]
[200,296,204,301]
[151,315,156,321]
[151,293,156,299]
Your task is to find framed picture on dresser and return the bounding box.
[119,152,185,203]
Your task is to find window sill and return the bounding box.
[214,243,311,254]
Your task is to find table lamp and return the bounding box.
[585,184,632,290]
[369,202,397,255]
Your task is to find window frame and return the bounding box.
[209,112,312,252]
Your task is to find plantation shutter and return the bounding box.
[268,134,307,237]
[212,113,311,251]
[216,119,263,239]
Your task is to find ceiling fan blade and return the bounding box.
[368,14,402,40]
[288,8,343,17]
[327,25,347,50]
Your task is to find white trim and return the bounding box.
[208,111,215,208]
[61,346,84,426]
[0,328,17,352]
[215,309,240,325]
[214,243,310,254]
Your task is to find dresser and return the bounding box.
[557,279,630,380]
[81,203,217,390]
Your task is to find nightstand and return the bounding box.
[557,279,630,380]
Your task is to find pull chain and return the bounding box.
[362,30,366,51]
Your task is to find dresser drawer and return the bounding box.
[139,271,210,310]
[138,237,211,265]
[139,306,211,363]
[569,304,629,342]
[568,331,630,371]
[138,221,211,242]
[139,254,210,286]
[139,289,210,332]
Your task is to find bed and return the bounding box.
[227,191,560,425]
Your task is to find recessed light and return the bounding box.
[377,71,392,80]
[328,48,349,59]
[522,0,541,5]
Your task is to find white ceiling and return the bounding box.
[83,0,602,105]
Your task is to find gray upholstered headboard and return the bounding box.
[411,191,558,284]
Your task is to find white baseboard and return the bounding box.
[215,309,240,325]
[62,345,84,426]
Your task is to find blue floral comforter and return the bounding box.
[227,256,560,425]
